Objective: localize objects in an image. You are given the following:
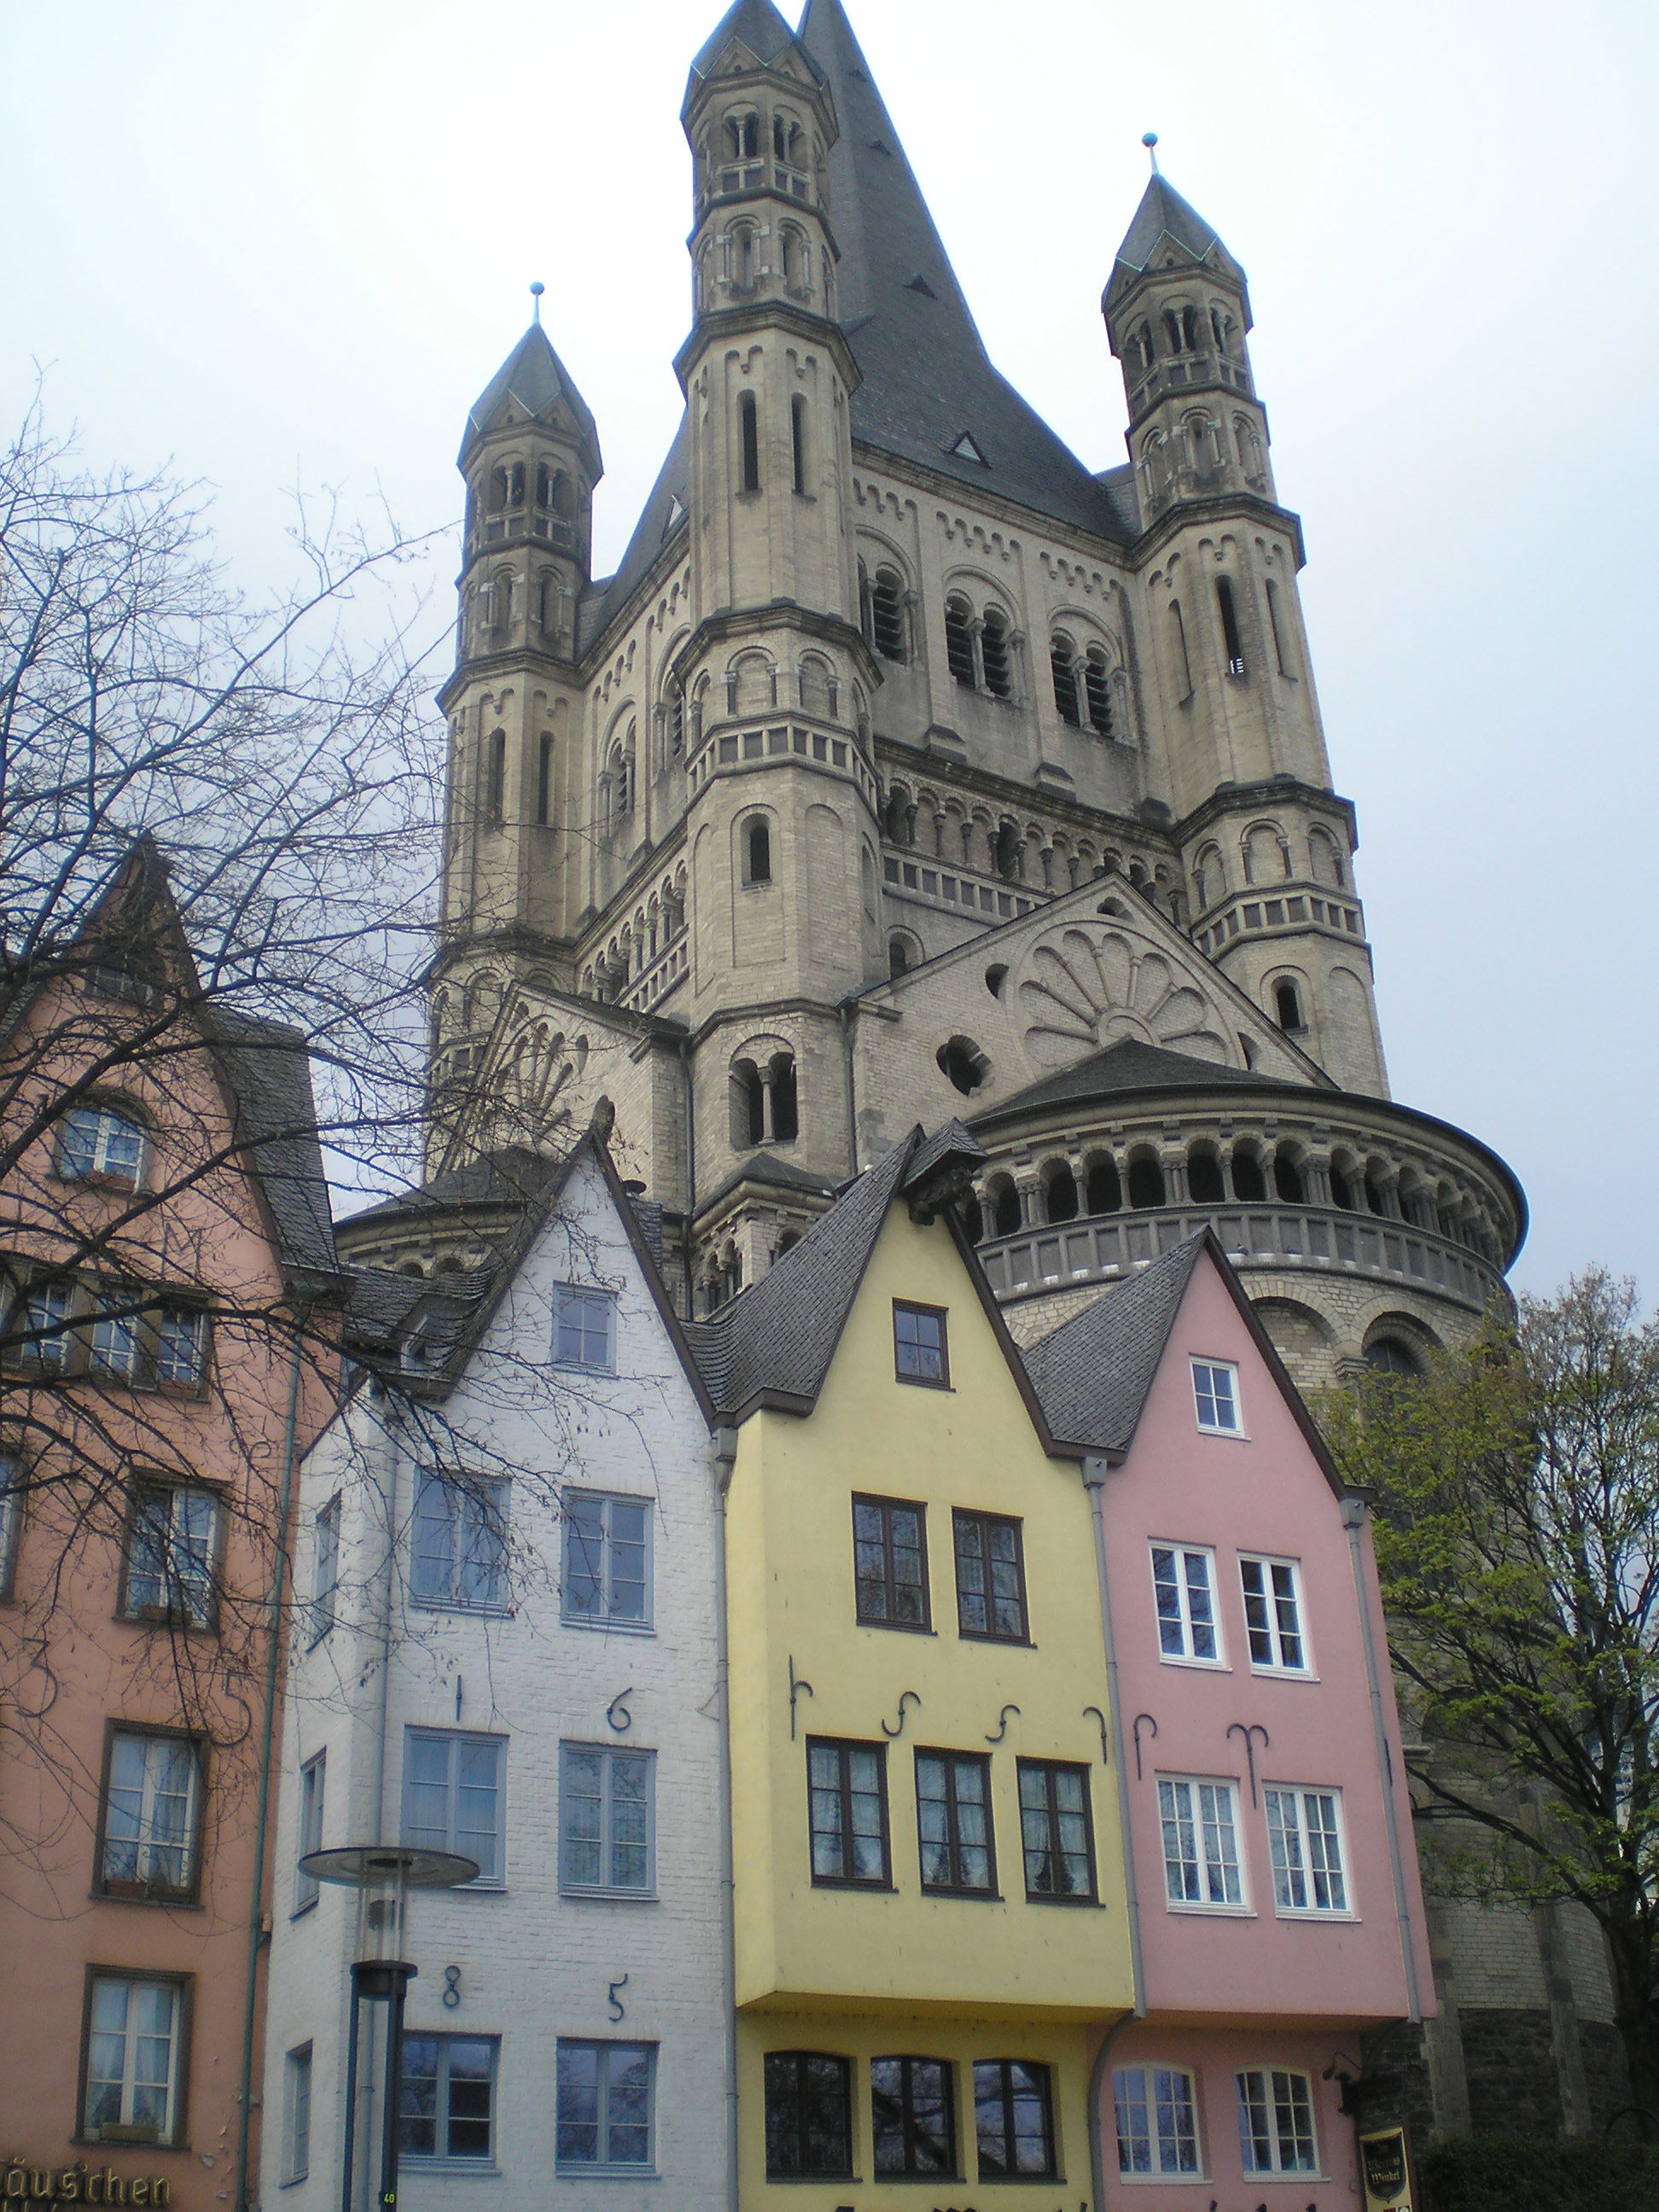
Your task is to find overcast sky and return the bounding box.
[4,0,1656,1298]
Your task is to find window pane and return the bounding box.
[154,1307,206,1385]
[557,2040,600,2163]
[765,2052,851,2179]
[399,2037,441,2157]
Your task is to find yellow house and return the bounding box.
[691,1124,1137,2209]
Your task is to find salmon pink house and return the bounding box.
[1025,1233,1431,2211]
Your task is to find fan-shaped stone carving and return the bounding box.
[1015,923,1235,1070]
[501,1020,588,1139]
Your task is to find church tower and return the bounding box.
[672,0,884,1246]
[1104,172,1388,1096]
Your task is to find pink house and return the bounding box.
[1025,1232,1431,2210]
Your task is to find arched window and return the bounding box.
[1085,1155,1121,1215]
[870,570,907,661]
[1083,649,1114,736]
[724,111,759,162]
[888,934,911,979]
[988,1179,1022,1237]
[486,730,507,824]
[1044,1165,1079,1223]
[1273,1148,1305,1204]
[944,597,976,688]
[936,1036,990,1096]
[1187,1149,1225,1204]
[961,1195,984,1245]
[491,572,514,632]
[1210,306,1236,356]
[1231,1147,1266,1202]
[770,1051,799,1142]
[737,390,760,493]
[1308,828,1346,889]
[1365,1336,1422,1381]
[535,463,553,510]
[1364,1169,1388,1217]
[508,462,526,508]
[981,610,1013,699]
[732,224,756,291]
[1266,579,1292,676]
[1051,636,1081,725]
[613,747,634,817]
[731,1059,765,1147]
[1163,304,1202,353]
[791,396,806,496]
[487,468,509,514]
[780,224,804,292]
[1168,600,1193,697]
[1330,1162,1359,1211]
[1187,415,1214,478]
[1274,980,1304,1032]
[536,732,554,827]
[1130,321,1155,375]
[1216,576,1246,677]
[1126,1152,1167,1209]
[57,1101,147,1188]
[667,687,685,755]
[744,816,771,884]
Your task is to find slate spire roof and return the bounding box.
[686,0,824,106]
[461,321,602,473]
[1103,172,1244,315]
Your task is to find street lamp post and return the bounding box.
[299,1844,480,2212]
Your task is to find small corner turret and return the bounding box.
[1103,167,1274,523]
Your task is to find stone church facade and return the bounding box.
[336,0,1621,2146]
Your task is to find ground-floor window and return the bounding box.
[871,2054,955,2176]
[556,2039,655,2170]
[1236,2067,1318,2173]
[1115,2064,1201,2175]
[765,2050,853,2178]
[974,2058,1057,2179]
[83,1973,189,2146]
[399,2034,498,2162]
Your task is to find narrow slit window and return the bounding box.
[1168,600,1193,697]
[1216,575,1247,676]
[486,731,506,824]
[745,816,771,884]
[944,598,976,687]
[1051,637,1080,725]
[1266,578,1292,675]
[980,611,1012,699]
[738,390,760,493]
[536,732,555,826]
[1084,651,1114,736]
[791,396,806,496]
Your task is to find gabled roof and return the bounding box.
[795,0,1133,544]
[1022,1226,1346,1487]
[686,0,824,107]
[201,1005,340,1281]
[461,322,602,472]
[971,1036,1289,1131]
[1103,173,1244,316]
[341,1144,568,1228]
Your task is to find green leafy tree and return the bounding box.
[1324,1272,1659,2121]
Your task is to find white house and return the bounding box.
[259,1132,731,2210]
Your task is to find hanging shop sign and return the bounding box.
[3,2160,174,2209]
[1359,2125,1413,2212]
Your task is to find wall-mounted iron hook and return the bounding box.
[1226,1720,1271,1806]
[985,1703,1022,1744]
[788,1655,814,1741]
[1082,1705,1110,1767]
[882,1690,922,1739]
[1132,1712,1158,1780]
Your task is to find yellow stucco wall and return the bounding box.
[725,1198,1133,2204]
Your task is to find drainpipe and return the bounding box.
[1084,1457,1145,2212]
[678,1032,697,1312]
[235,1287,315,2211]
[836,996,858,1174]
[713,1426,742,2212]
[1342,1495,1423,2023]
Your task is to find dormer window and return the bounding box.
[1191,1359,1241,1435]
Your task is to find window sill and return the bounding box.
[290,1895,319,1920]
[894,1372,953,1391]
[560,1616,656,1638]
[1274,1907,1359,1923]
[1024,1890,1103,1908]
[1249,1666,1318,1683]
[402,2160,502,2178]
[854,1616,935,1635]
[1157,1654,1231,1673]
[1164,1901,1255,1918]
[554,2166,659,2181]
[93,1885,203,1911]
[409,1597,512,1620]
[809,1876,896,1893]
[561,1886,659,1904]
[1116,2173,1213,2186]
[920,1886,1003,1903]
[1195,1423,1249,1441]
[550,1357,615,1376]
[957,1629,1034,1649]
[764,2175,859,2186]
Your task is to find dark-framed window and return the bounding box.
[974,2058,1057,2179]
[121,1479,221,1629]
[401,1727,505,1884]
[556,2040,655,2170]
[81,1970,190,2147]
[806,1737,890,1886]
[852,1493,929,1629]
[1016,1760,1097,1902]
[765,2051,853,2179]
[872,2055,957,2176]
[893,1300,949,1385]
[916,1749,996,1895]
[399,2034,498,2163]
[97,1726,205,1901]
[953,1510,1028,1642]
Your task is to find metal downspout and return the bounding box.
[1085,1458,1145,2212]
[837,997,857,1173]
[713,1428,742,2212]
[679,1032,697,1311]
[235,1290,313,2210]
[1342,1495,1423,2022]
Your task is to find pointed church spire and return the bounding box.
[461,319,601,477]
[684,0,823,115]
[1103,172,1243,317]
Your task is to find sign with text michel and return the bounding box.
[1359,2126,1413,2212]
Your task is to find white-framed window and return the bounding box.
[559,1743,655,1895]
[309,1494,340,1644]
[1114,2064,1202,2177]
[1239,1554,1308,1672]
[1150,1544,1222,1664]
[58,1101,147,1187]
[399,2034,498,2163]
[1264,1786,1349,1914]
[284,2043,313,2182]
[401,1728,505,1885]
[83,1973,186,2145]
[556,2040,656,2171]
[553,1283,615,1370]
[295,1749,326,1912]
[1191,1358,1241,1434]
[1236,2068,1318,2174]
[122,1480,219,1627]
[562,1490,651,1629]
[411,1471,509,1611]
[1157,1775,1245,1909]
[101,1729,202,1899]
[0,1454,24,1598]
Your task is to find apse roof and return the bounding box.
[972,1037,1281,1131]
